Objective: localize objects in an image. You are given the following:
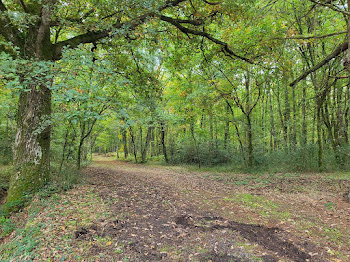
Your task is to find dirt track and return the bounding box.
[78,159,348,261]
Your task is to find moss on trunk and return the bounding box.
[6,84,51,204]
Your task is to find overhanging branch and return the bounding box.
[159,15,254,64]
[53,0,187,60]
[309,0,349,16]
[276,31,346,40]
[290,42,348,86]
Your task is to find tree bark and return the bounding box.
[160,122,169,163]
[8,84,52,203]
[246,114,253,168]
[269,89,277,151]
[122,128,128,159]
[224,104,230,150]
[141,126,152,162]
[302,83,308,146]
[129,127,138,163]
[316,105,323,170]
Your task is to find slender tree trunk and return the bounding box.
[246,114,253,168]
[115,132,120,158]
[302,83,308,146]
[224,104,230,150]
[269,89,277,151]
[77,140,83,170]
[77,122,86,170]
[122,128,128,159]
[209,112,214,155]
[312,109,316,144]
[59,127,70,172]
[284,85,291,149]
[190,122,201,168]
[141,126,152,162]
[215,120,218,150]
[129,127,138,163]
[344,0,350,74]
[226,101,245,160]
[292,85,297,148]
[344,85,349,144]
[316,105,323,170]
[139,127,143,154]
[160,122,168,163]
[90,133,98,161]
[151,127,155,157]
[277,84,287,147]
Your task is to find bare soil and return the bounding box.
[75,158,350,261]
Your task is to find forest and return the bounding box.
[0,0,350,261]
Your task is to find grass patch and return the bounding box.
[320,172,350,180]
[229,193,290,220]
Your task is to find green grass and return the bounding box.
[226,193,291,220]
[320,172,350,180]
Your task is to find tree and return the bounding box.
[0,0,254,202]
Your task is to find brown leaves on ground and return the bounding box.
[2,157,350,261]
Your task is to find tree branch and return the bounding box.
[0,0,7,11]
[53,0,187,60]
[36,2,53,59]
[203,0,222,5]
[159,15,254,64]
[50,8,96,27]
[309,0,349,16]
[177,18,204,26]
[276,30,346,40]
[290,42,348,86]
[19,0,28,12]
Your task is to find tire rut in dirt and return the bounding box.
[82,166,327,262]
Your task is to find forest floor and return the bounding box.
[1,156,350,261]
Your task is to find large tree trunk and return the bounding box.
[7,85,51,202]
[6,1,55,204]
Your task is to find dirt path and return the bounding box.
[76,159,348,261]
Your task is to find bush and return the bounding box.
[251,144,350,173]
[169,136,350,173]
[170,141,234,166]
[0,216,15,237]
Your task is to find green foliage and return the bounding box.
[171,141,233,166]
[0,219,43,261]
[0,0,349,209]
[0,216,15,237]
